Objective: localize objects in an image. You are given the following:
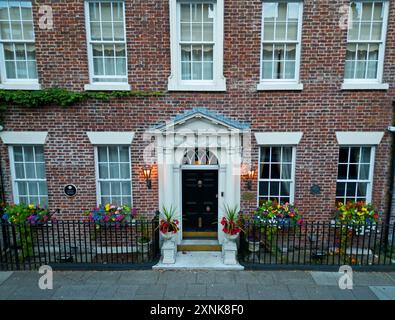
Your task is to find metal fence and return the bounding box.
[239,220,395,270]
[0,218,160,271]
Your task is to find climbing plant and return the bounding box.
[0,88,164,108]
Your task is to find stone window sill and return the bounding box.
[341,82,389,90]
[84,83,131,91]
[0,82,41,90]
[257,82,303,91]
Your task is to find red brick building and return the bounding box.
[0,0,394,246]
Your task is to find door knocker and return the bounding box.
[197,180,203,188]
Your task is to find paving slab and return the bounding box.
[110,285,139,300]
[157,270,197,284]
[52,284,100,300]
[185,284,207,297]
[304,286,336,300]
[310,271,341,286]
[369,286,395,300]
[353,272,395,286]
[350,286,379,300]
[0,272,13,286]
[0,285,19,299]
[135,284,166,298]
[164,284,188,299]
[273,271,316,286]
[247,284,292,300]
[118,271,159,284]
[6,285,57,300]
[207,283,249,300]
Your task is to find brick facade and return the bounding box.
[0,0,394,221]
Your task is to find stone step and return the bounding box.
[183,231,218,239]
[178,239,222,252]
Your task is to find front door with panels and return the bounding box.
[182,170,218,232]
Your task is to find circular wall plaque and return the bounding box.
[310,184,321,195]
[64,184,77,197]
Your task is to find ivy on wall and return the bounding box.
[0,88,164,108]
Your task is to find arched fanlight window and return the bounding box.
[182,148,219,165]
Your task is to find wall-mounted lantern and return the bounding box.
[246,169,255,191]
[142,165,152,189]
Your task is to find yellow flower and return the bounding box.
[277,205,280,209]
[105,203,110,211]
[28,204,34,209]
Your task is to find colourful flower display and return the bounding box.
[86,204,137,227]
[1,203,53,225]
[334,201,380,224]
[254,200,303,226]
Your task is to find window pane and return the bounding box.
[191,3,202,23]
[192,62,202,80]
[263,22,274,41]
[287,22,298,40]
[338,164,348,180]
[348,164,358,179]
[35,163,45,179]
[203,23,213,41]
[120,163,130,179]
[121,182,131,196]
[192,23,202,41]
[192,45,202,61]
[22,21,33,40]
[181,62,191,80]
[13,146,23,161]
[275,22,286,40]
[17,181,27,195]
[270,163,280,179]
[98,147,108,162]
[336,182,346,198]
[349,147,360,163]
[366,60,378,79]
[111,182,121,196]
[282,147,293,162]
[119,146,129,162]
[361,147,371,163]
[180,4,190,22]
[271,147,281,162]
[101,22,113,41]
[346,182,357,198]
[270,182,280,196]
[202,62,213,80]
[259,181,269,196]
[5,61,16,78]
[15,163,25,179]
[101,2,112,21]
[359,164,370,180]
[181,23,190,41]
[357,183,367,198]
[262,44,273,61]
[280,182,290,196]
[112,2,124,21]
[281,164,292,180]
[100,181,110,195]
[261,147,271,163]
[38,182,48,196]
[99,164,109,179]
[113,22,124,41]
[203,3,214,22]
[28,182,38,196]
[109,163,120,179]
[261,163,270,179]
[24,146,34,161]
[35,146,44,161]
[284,61,295,79]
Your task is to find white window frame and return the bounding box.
[0,1,40,90]
[257,0,304,91]
[94,145,133,206]
[342,0,389,90]
[9,145,48,205]
[84,0,131,91]
[168,0,226,91]
[336,146,375,204]
[257,146,297,205]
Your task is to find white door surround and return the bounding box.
[150,108,250,245]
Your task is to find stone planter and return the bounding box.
[137,240,152,253]
[161,232,176,241]
[247,239,260,252]
[224,233,239,241]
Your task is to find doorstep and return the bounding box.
[152,251,244,271]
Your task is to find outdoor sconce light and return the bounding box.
[142,165,152,189]
[246,169,255,191]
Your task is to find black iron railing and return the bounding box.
[0,217,160,271]
[239,220,395,270]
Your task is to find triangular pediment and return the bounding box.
[151,108,249,132]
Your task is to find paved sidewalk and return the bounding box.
[0,270,394,300]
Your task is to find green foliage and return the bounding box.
[0,88,164,109]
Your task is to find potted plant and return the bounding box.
[85,204,137,229]
[221,204,242,240]
[159,205,179,240]
[136,213,152,253]
[1,203,54,258]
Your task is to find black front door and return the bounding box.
[182,170,218,232]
